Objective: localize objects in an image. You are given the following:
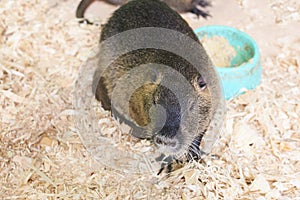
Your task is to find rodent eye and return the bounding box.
[155,137,163,145]
[198,76,207,90]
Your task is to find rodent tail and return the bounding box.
[76,0,96,24]
[76,0,96,19]
[76,0,127,20]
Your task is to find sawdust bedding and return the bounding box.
[1,0,300,199]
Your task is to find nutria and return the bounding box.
[76,0,211,24]
[92,0,219,173]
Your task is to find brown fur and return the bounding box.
[92,0,215,172]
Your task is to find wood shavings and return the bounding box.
[1,90,27,103]
[1,0,300,199]
[232,121,265,150]
[270,0,300,23]
[249,174,271,193]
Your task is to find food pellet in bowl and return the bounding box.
[200,36,236,67]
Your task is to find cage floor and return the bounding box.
[1,0,300,199]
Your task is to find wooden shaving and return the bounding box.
[1,0,300,199]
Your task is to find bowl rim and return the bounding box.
[194,25,260,74]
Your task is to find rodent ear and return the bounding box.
[188,99,196,112]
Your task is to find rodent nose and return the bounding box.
[154,135,177,148]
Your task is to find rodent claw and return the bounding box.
[190,7,211,18]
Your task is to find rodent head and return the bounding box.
[129,75,212,157]
[96,48,215,158]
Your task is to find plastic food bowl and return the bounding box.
[194,25,262,100]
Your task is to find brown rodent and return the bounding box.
[92,0,216,173]
[76,0,211,24]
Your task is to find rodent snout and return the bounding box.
[153,135,182,155]
[154,136,177,147]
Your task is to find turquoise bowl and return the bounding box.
[194,25,262,100]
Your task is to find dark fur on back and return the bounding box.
[100,0,199,41]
